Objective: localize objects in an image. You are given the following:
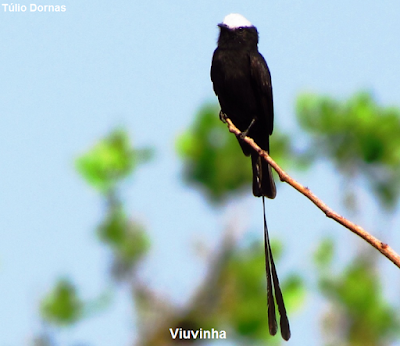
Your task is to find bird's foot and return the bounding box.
[237,130,248,141]
[219,111,228,123]
[237,118,257,140]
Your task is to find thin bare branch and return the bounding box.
[224,117,400,269]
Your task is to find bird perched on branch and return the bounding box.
[210,13,290,340]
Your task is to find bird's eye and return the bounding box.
[238,27,244,31]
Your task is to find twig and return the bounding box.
[224,117,400,269]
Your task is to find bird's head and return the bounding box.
[217,13,259,50]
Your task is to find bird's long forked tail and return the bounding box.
[262,196,291,341]
[252,154,276,198]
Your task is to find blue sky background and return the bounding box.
[1,1,400,345]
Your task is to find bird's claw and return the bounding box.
[237,129,248,141]
[219,111,228,123]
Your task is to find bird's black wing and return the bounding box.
[249,52,274,135]
[210,48,223,97]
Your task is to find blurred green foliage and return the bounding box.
[40,279,112,328]
[76,129,153,194]
[75,128,152,279]
[315,240,400,345]
[98,200,150,280]
[40,279,83,326]
[297,92,400,209]
[40,128,151,328]
[314,238,335,269]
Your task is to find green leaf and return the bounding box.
[40,279,83,326]
[76,129,153,193]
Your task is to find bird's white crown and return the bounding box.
[222,13,252,29]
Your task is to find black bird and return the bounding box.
[210,13,290,340]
